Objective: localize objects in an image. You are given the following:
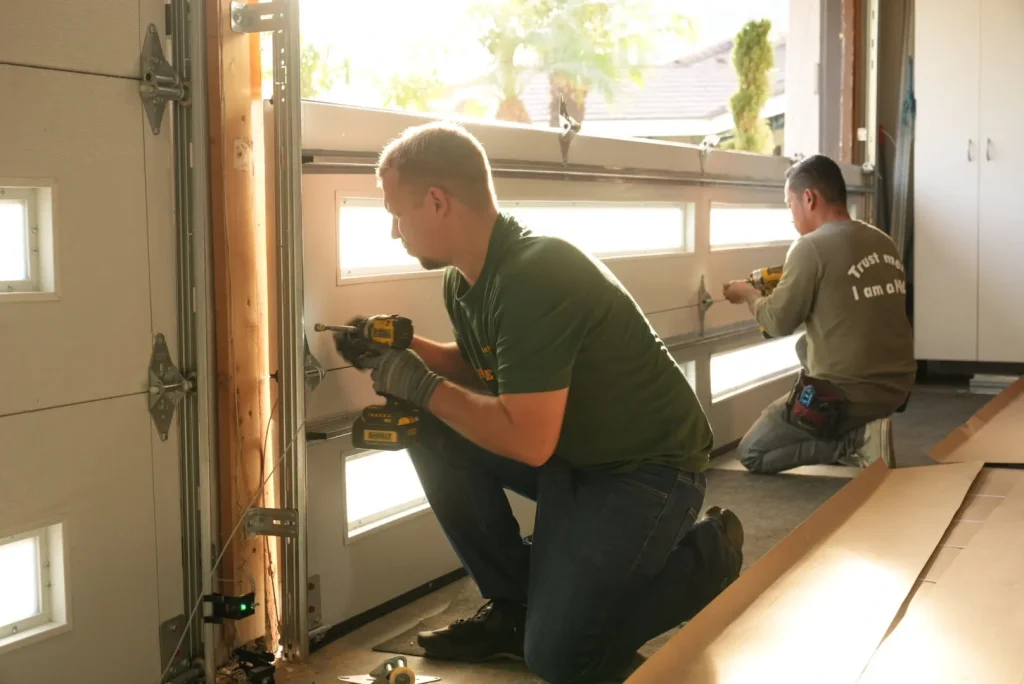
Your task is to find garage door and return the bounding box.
[0,2,193,682]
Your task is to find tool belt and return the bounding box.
[784,371,848,440]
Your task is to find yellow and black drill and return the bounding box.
[747,265,784,338]
[314,315,419,451]
[747,265,783,296]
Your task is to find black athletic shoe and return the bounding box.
[416,599,526,663]
[704,505,744,589]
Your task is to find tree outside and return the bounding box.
[726,19,775,154]
[286,1,784,156]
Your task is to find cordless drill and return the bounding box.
[747,265,783,296]
[747,265,784,339]
[314,315,419,451]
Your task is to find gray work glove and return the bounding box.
[360,347,443,409]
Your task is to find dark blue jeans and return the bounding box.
[408,415,728,684]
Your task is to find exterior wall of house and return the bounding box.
[785,0,822,157]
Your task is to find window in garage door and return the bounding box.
[710,334,802,401]
[709,203,795,249]
[336,197,692,279]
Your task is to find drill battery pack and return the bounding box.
[352,401,419,450]
[784,371,847,440]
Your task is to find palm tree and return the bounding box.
[533,0,695,127]
[469,0,550,123]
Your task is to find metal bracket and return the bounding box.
[159,614,192,682]
[304,334,325,396]
[230,0,287,33]
[557,96,581,165]
[697,136,718,174]
[244,507,298,538]
[149,333,193,442]
[697,275,714,337]
[307,574,322,629]
[140,24,189,135]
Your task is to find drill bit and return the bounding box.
[313,323,357,334]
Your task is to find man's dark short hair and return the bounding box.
[785,154,848,205]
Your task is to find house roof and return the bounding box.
[519,36,786,124]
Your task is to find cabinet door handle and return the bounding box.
[987,138,993,161]
[968,138,974,161]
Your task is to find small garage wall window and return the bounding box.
[0,522,68,652]
[0,182,57,299]
[710,334,801,402]
[709,203,795,250]
[337,198,690,280]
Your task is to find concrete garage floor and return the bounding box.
[272,385,995,684]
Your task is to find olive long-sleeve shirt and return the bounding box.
[753,220,917,419]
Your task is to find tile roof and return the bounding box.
[519,36,786,124]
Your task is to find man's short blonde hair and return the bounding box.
[377,121,497,212]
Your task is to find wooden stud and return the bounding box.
[205,0,274,659]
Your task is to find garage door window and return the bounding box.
[710,334,801,401]
[0,522,67,652]
[337,198,690,280]
[0,183,57,298]
[709,203,795,249]
[345,449,429,539]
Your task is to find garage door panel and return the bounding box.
[0,66,152,417]
[604,253,700,315]
[307,367,380,423]
[144,103,180,363]
[0,0,143,78]
[0,397,161,682]
[151,417,185,622]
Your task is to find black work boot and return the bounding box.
[703,505,744,589]
[417,599,526,663]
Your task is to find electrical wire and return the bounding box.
[158,392,305,684]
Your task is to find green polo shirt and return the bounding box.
[442,213,713,472]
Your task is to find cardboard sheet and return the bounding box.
[856,473,1024,683]
[626,460,983,684]
[931,376,1024,464]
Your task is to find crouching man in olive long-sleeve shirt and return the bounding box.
[722,154,916,474]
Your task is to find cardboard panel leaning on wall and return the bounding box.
[930,376,1024,465]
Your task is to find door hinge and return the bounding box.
[140,23,189,135]
[149,333,194,442]
[697,275,714,337]
[557,96,581,166]
[230,0,287,33]
[304,335,325,396]
[244,507,298,538]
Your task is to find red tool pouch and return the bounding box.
[784,371,847,440]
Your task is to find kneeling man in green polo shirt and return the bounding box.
[337,121,743,684]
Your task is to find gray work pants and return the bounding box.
[734,334,865,475]
[734,394,867,474]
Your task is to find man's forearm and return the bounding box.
[426,381,545,466]
[410,337,484,390]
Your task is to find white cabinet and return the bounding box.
[914,0,1024,363]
